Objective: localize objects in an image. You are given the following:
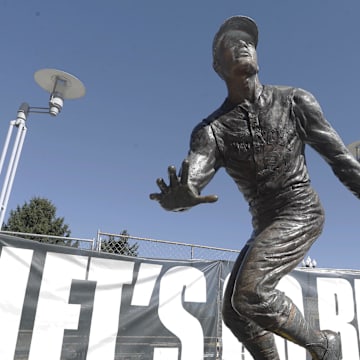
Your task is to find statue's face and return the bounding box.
[215,30,258,79]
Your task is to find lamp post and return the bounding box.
[0,69,85,228]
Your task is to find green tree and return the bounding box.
[3,197,74,246]
[101,230,138,256]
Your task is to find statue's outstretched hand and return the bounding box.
[149,160,218,211]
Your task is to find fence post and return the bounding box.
[96,229,101,252]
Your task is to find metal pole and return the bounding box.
[96,229,101,251]
[0,121,15,177]
[2,124,27,220]
[0,105,29,228]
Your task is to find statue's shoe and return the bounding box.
[310,330,341,360]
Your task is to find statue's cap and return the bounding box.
[213,16,258,54]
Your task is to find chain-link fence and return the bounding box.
[0,231,96,250]
[0,230,241,261]
[97,231,240,261]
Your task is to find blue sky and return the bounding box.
[0,0,360,269]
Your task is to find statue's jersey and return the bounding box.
[187,85,360,229]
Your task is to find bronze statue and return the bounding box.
[150,16,355,359]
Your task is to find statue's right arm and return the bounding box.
[149,122,221,211]
[293,88,360,199]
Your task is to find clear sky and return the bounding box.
[0,0,359,269]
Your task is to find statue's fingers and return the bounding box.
[156,178,169,193]
[199,194,218,204]
[180,160,189,185]
[149,193,162,201]
[168,166,178,187]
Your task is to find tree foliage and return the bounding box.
[3,197,73,246]
[101,230,138,256]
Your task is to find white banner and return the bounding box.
[0,234,359,359]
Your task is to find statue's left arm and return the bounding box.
[150,121,221,211]
[293,88,360,198]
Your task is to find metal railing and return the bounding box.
[0,230,241,261]
[97,231,241,261]
[0,230,96,250]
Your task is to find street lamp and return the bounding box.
[0,68,85,228]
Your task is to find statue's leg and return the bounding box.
[274,302,341,360]
[230,209,341,360]
[222,244,280,360]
